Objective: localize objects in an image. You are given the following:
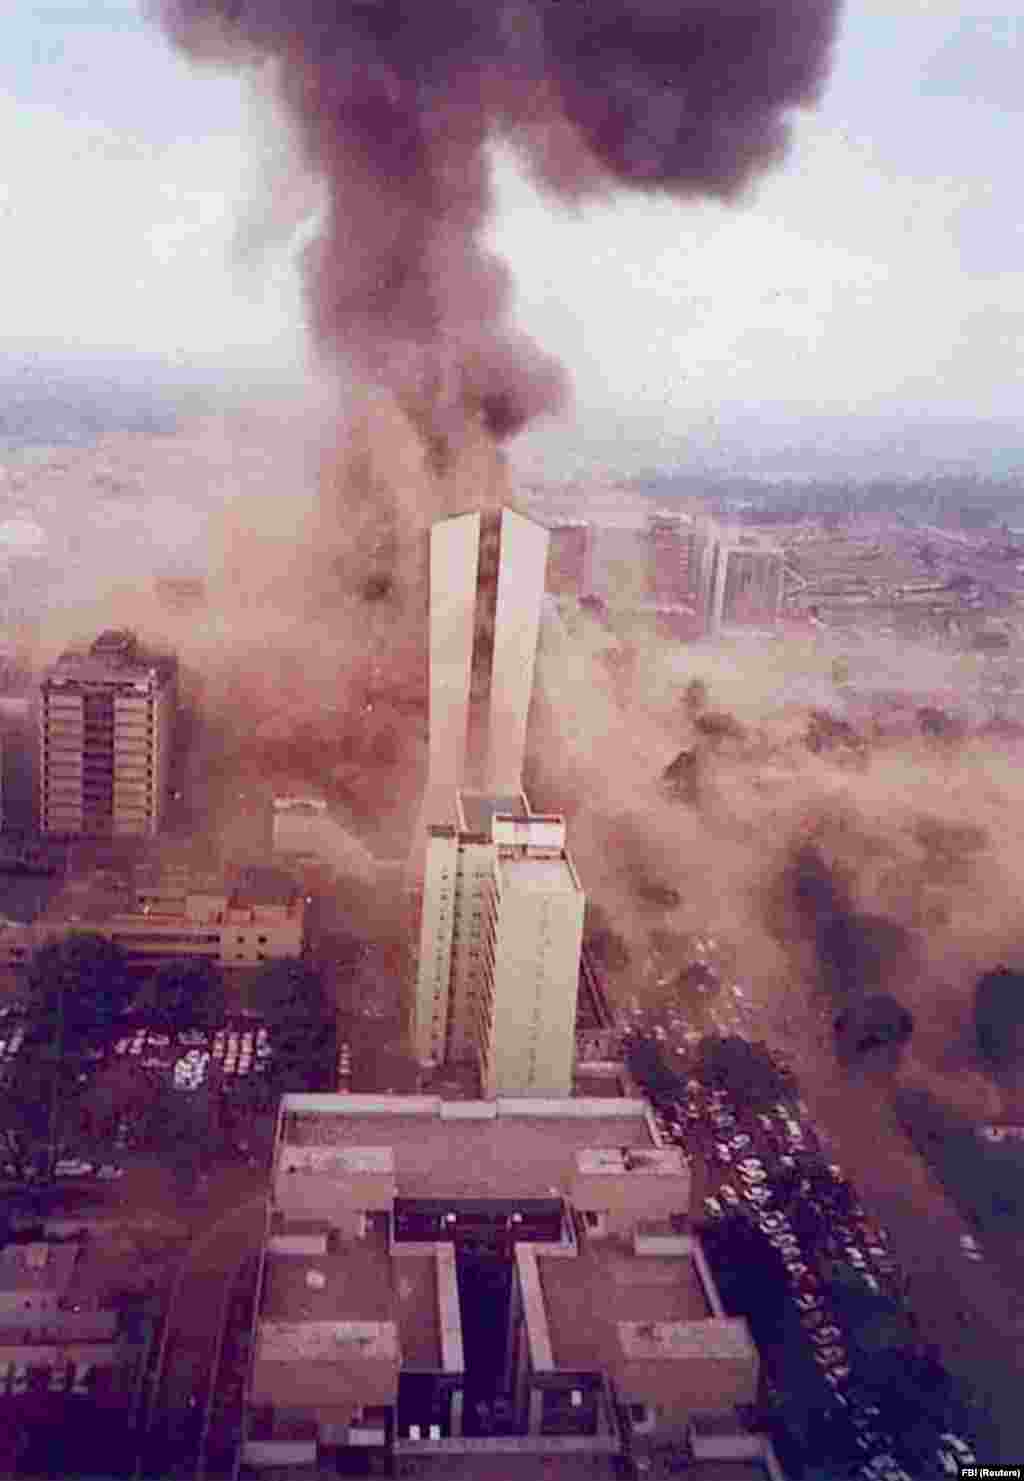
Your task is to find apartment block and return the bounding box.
[414,797,585,1098]
[39,629,177,839]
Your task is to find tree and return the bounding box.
[692,1034,796,1111]
[25,932,132,1045]
[249,956,325,1027]
[974,966,1024,1069]
[834,993,913,1060]
[133,957,225,1041]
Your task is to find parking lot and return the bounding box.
[642,1055,980,1481]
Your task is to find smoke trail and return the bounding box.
[155,0,842,464]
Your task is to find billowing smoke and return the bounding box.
[156,0,842,467]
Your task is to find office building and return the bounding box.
[414,797,585,1099]
[0,864,307,972]
[39,629,178,839]
[236,1093,772,1478]
[424,508,549,804]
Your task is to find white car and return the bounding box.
[720,1184,741,1208]
[703,1197,723,1219]
[55,1159,92,1177]
[12,1363,28,1394]
[746,1185,772,1206]
[97,1165,124,1180]
[940,1434,976,1464]
[71,1363,94,1396]
[739,1165,768,1185]
[960,1234,983,1262]
[759,1213,786,1233]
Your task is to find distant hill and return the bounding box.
[0,352,233,451]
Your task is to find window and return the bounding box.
[237,935,245,944]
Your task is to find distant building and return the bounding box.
[415,796,585,1098]
[235,1093,766,1476]
[546,520,591,597]
[39,629,178,839]
[687,520,784,634]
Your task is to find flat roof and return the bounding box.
[457,792,528,834]
[538,1242,709,1374]
[280,1105,655,1201]
[497,851,579,894]
[0,1242,78,1295]
[261,1223,440,1369]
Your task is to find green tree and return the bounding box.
[25,932,132,1045]
[133,957,225,1042]
[693,1034,796,1111]
[250,956,332,1094]
[249,956,325,1027]
[974,966,1024,1069]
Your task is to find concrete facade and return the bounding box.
[428,513,481,796]
[238,1097,774,1475]
[39,629,177,839]
[484,510,550,793]
[413,801,584,1099]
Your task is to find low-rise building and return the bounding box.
[237,1094,764,1477]
[0,864,308,971]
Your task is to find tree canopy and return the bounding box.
[25,932,133,1044]
[692,1034,796,1111]
[133,957,225,1037]
[974,966,1024,1069]
[249,956,325,1026]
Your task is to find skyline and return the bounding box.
[2,2,1022,472]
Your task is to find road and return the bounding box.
[793,1060,1024,1465]
[135,1193,265,1481]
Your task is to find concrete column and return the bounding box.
[528,1385,545,1436]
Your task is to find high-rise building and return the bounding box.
[424,507,549,804]
[415,797,585,1098]
[413,508,586,1097]
[39,629,178,839]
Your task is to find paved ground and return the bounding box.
[135,1168,266,1481]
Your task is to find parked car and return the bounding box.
[845,1246,867,1267]
[770,1234,800,1254]
[783,1259,809,1279]
[713,1143,734,1165]
[795,1292,821,1313]
[703,1197,723,1219]
[810,1325,842,1346]
[759,1212,786,1233]
[739,1166,767,1185]
[98,1165,124,1180]
[12,1363,28,1394]
[745,1186,772,1207]
[960,1234,983,1262]
[729,1134,752,1152]
[737,1157,764,1173]
[940,1434,976,1464]
[720,1184,741,1208]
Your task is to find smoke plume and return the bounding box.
[156,0,842,466]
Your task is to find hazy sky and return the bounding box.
[3,1,1022,444]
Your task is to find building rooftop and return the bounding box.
[457,792,529,835]
[497,850,579,894]
[261,1224,440,1368]
[539,1242,709,1374]
[279,1098,655,1202]
[43,629,177,688]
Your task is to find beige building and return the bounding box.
[688,521,784,635]
[414,797,585,1098]
[0,865,307,972]
[421,507,550,809]
[39,629,178,838]
[237,1093,768,1477]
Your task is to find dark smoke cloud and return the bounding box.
[156,0,842,462]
